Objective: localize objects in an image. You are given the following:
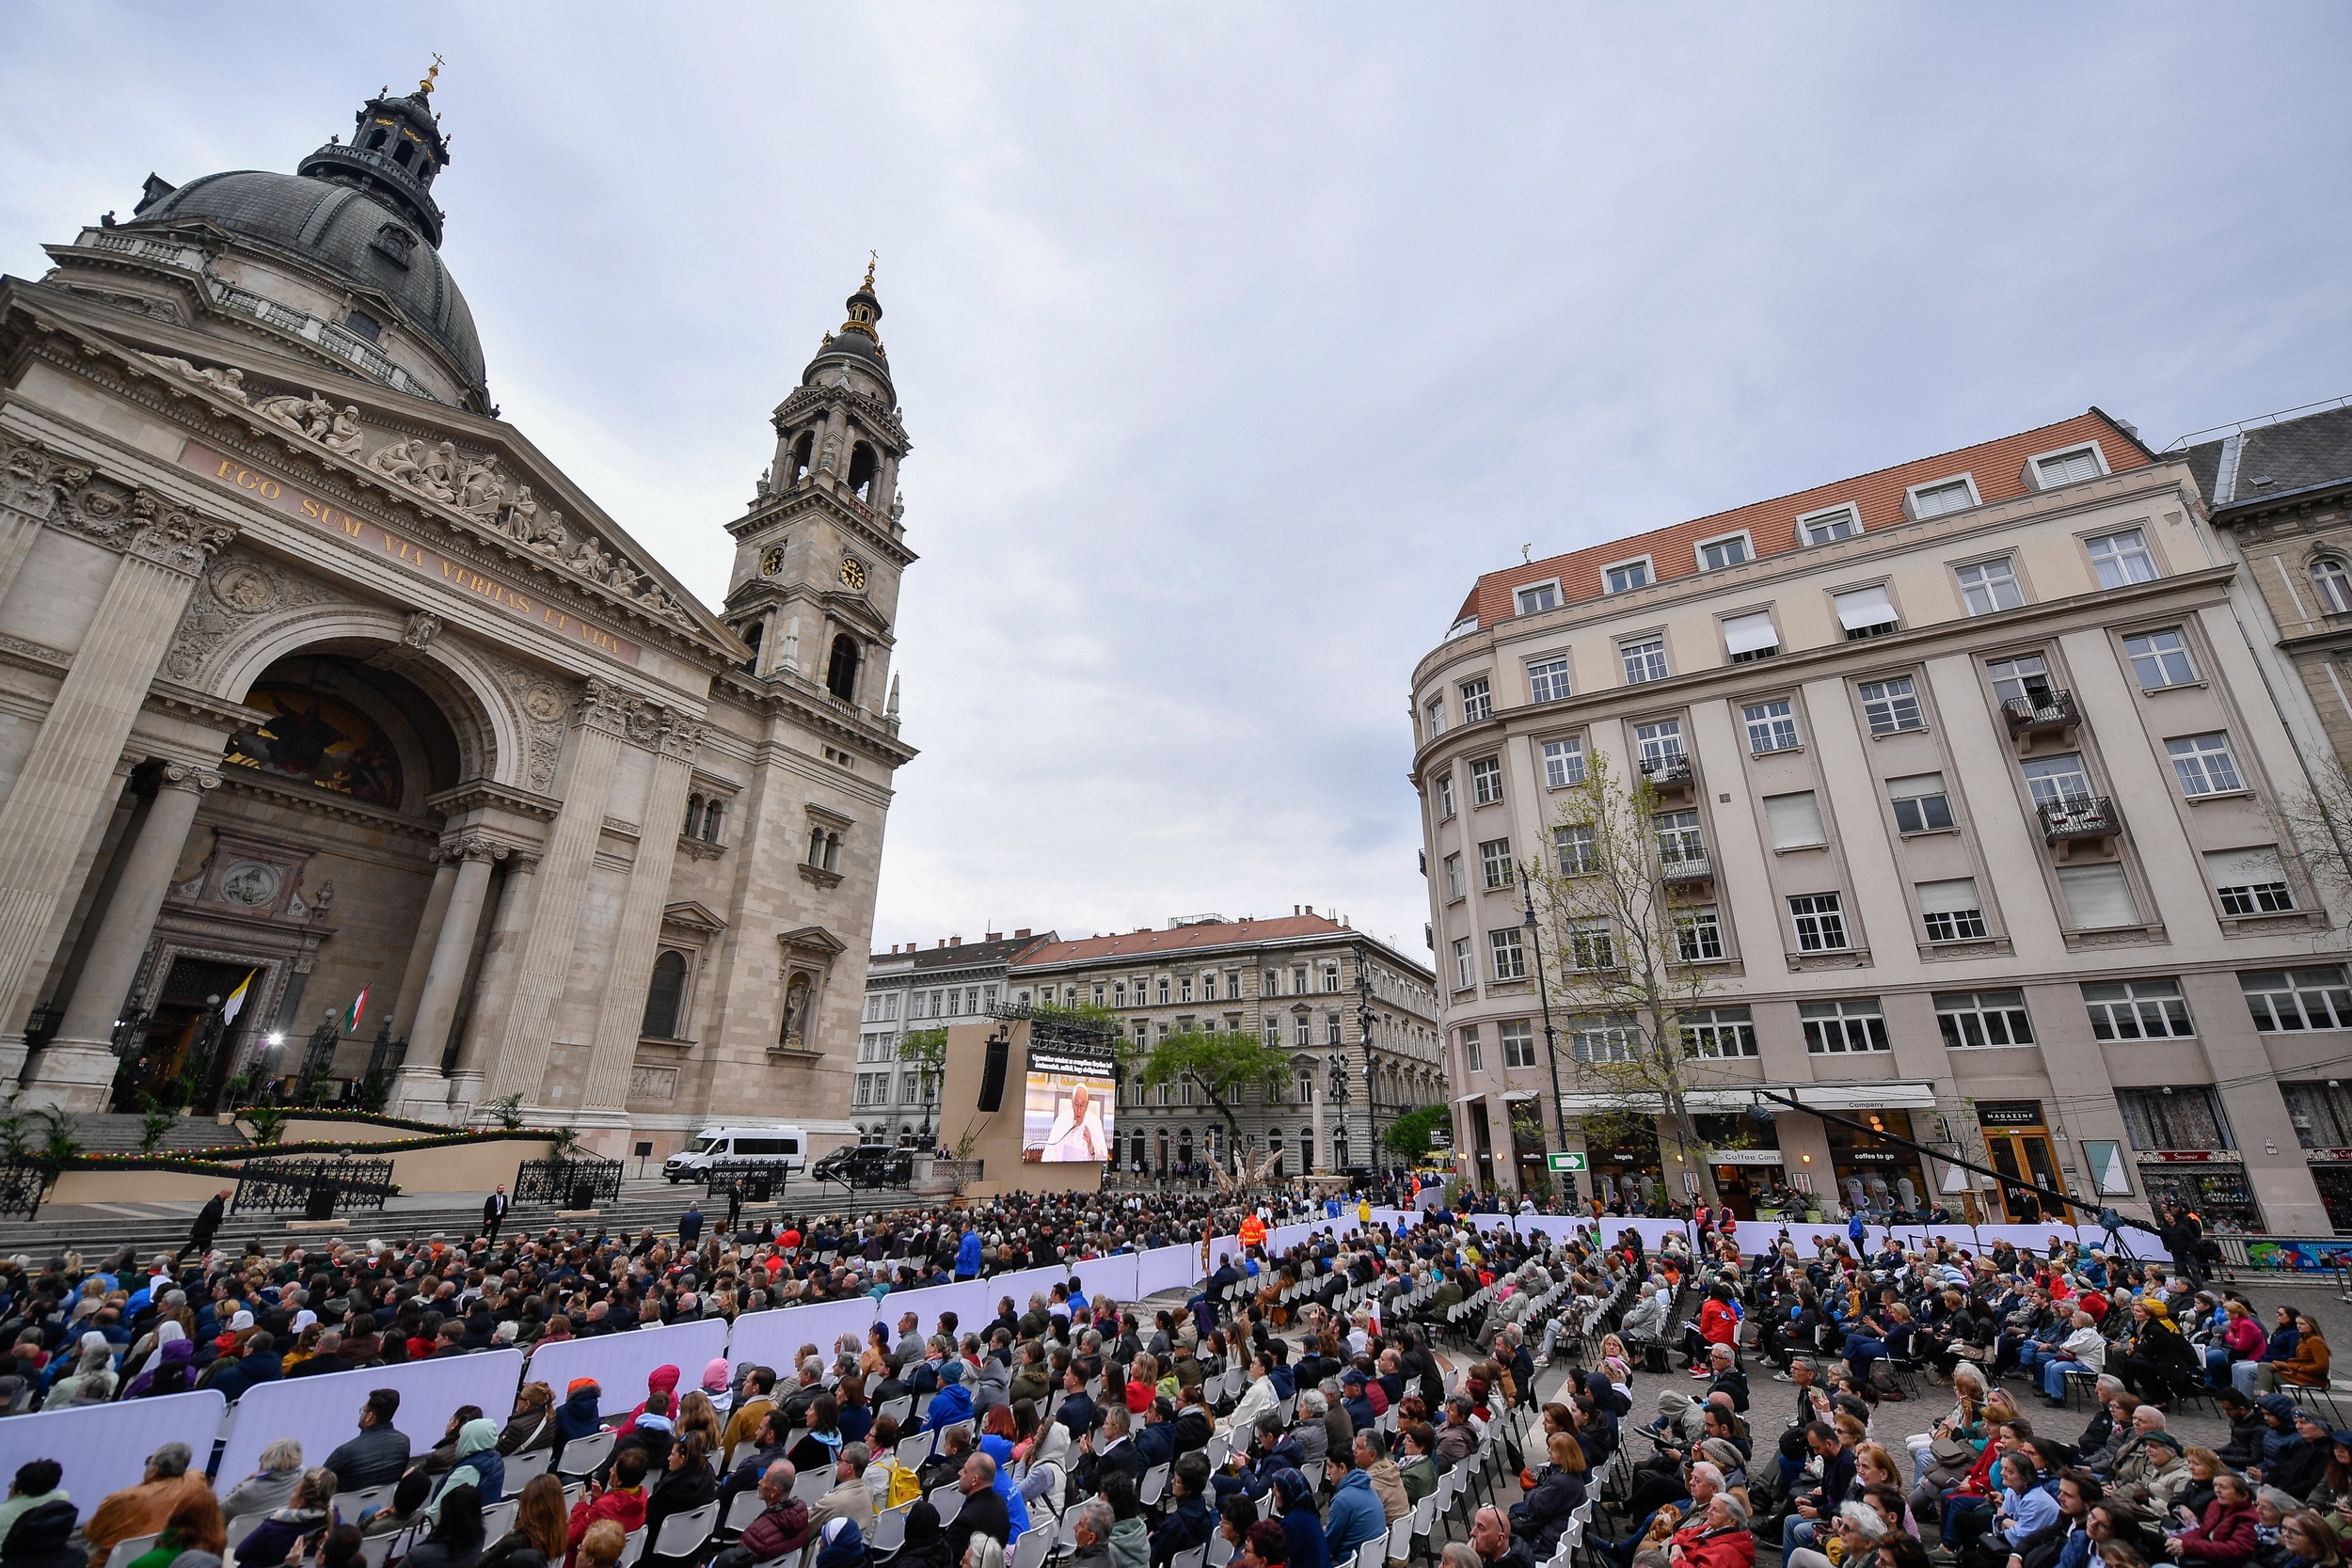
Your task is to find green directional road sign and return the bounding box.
[1546,1152,1587,1171]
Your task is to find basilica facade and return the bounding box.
[0,74,914,1155]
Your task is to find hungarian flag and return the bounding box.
[218,971,256,1026]
[343,988,368,1036]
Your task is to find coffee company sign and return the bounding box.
[180,440,642,665]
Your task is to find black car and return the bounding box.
[813,1142,914,1189]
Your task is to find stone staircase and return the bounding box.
[59,1113,253,1154]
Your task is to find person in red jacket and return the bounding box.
[1666,1494,1756,1568]
[1682,1284,1740,1375]
[2169,1470,2259,1568]
[566,1449,650,1568]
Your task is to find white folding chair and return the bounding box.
[792,1468,834,1508]
[482,1499,520,1541]
[722,1490,768,1538]
[1208,1536,1237,1568]
[928,1484,964,1526]
[225,1514,265,1550]
[1139,1463,1171,1508]
[898,1432,933,1469]
[618,1528,648,1568]
[103,1537,159,1568]
[358,1535,395,1568]
[1387,1516,1412,1564]
[559,1429,617,1479]
[881,1395,915,1429]
[505,1450,554,1488]
[333,1483,396,1521]
[1011,1525,1054,1568]
[870,1507,911,1557]
[652,1501,720,1561]
[1172,1545,1210,1568]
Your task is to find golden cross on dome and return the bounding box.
[419,54,444,95]
[864,250,878,290]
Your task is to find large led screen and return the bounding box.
[1023,1045,1117,1163]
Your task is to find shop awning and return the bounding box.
[1555,1081,1939,1115]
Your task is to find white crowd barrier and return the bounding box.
[526,1321,728,1418]
[0,1388,225,1526]
[216,1350,526,1490]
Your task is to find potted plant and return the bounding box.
[216,1075,251,1125]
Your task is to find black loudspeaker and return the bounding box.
[977,1035,1010,1112]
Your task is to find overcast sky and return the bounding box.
[8,6,2351,966]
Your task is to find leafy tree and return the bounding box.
[1382,1103,1452,1162]
[30,1108,78,1164]
[484,1092,526,1131]
[1525,750,1727,1207]
[1136,1029,1286,1154]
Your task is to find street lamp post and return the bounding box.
[1354,942,1379,1182]
[1521,866,1572,1205]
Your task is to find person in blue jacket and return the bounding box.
[1321,1449,1387,1568]
[956,1224,983,1281]
[925,1357,975,1432]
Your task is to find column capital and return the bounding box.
[17,445,239,577]
[157,761,222,795]
[433,833,511,865]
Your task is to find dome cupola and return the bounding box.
[296,60,453,247]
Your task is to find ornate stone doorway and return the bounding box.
[114,955,263,1112]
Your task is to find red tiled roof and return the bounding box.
[1462,410,2153,630]
[1013,914,1354,969]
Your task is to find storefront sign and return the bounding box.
[1977,1101,2044,1128]
[2137,1150,2239,1164]
[1709,1148,1784,1165]
[1842,1150,1900,1164]
[181,440,643,665]
[2308,1148,2352,1163]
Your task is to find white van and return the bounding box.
[663,1125,809,1183]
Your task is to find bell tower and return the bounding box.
[723,261,914,720]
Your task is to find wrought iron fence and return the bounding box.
[0,1162,43,1221]
[704,1159,795,1202]
[230,1157,396,1217]
[515,1155,623,1209]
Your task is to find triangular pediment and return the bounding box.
[661,899,729,935]
[778,925,848,957]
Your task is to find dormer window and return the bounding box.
[1800,505,1861,546]
[1907,476,1979,519]
[1697,533,1751,571]
[1604,558,1652,594]
[2033,446,2104,487]
[372,223,415,269]
[343,310,381,342]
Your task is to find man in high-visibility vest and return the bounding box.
[1239,1212,1266,1250]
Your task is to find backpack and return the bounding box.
[882,1459,922,1509]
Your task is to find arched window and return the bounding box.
[367,126,389,150]
[826,635,861,702]
[848,443,878,500]
[683,795,704,837]
[642,950,689,1039]
[1334,1133,1350,1169]
[701,800,724,843]
[2316,558,2352,616]
[739,620,763,674]
[823,831,840,872]
[791,431,815,482]
[1300,1127,1316,1173]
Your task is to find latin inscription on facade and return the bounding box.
[178,439,642,665]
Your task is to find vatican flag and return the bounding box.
[218,971,257,1025]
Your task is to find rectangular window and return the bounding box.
[946,989,962,1016]
[1264,969,1278,994]
[2087,529,2158,588]
[1480,837,1514,889]
[1887,772,1954,833]
[1699,534,1751,570]
[1934,990,2033,1048]
[1802,505,1862,546]
[2208,846,2294,914]
[1912,478,1977,518]
[2125,628,2198,689]
[1501,1020,1537,1069]
[1470,756,1503,805]
[1681,1005,1756,1057]
[2083,978,2194,1040]
[1527,656,1572,704]
[1322,964,1339,992]
[1157,978,1171,1004]
[1294,1016,1311,1046]
[1568,1014,1639,1063]
[1834,584,1899,639]
[1460,677,1492,722]
[1956,556,2025,614]
[1262,1014,1278,1047]
[1489,927,1527,981]
[2244,968,2352,1031]
[2281,1081,2352,1148]
[1553,823,1598,875]
[1569,918,1615,971]
[2168,733,2244,797]
[1789,892,1849,951]
[1802,997,1889,1053]
[1452,939,1473,990]
[1325,1014,1342,1044]
[1444,853,1464,900]
[1655,808,1705,870]
[1293,966,1308,993]
[1605,560,1651,594]
[1541,736,1586,788]
[2118,1085,2233,1151]
[1743,698,1801,752]
[1858,675,1925,735]
[1436,775,1454,818]
[1635,719,1683,772]
[1516,582,1560,616]
[1461,1026,1483,1073]
[1987,653,2055,709]
[1724,610,1779,663]
[2035,446,2103,486]
[2058,863,2138,928]
[1917,878,1988,942]
[2022,752,2092,810]
[1765,790,1828,849]
[1179,976,1194,1004]
[1674,906,1724,962]
[1622,637,1669,684]
[1425,698,1446,737]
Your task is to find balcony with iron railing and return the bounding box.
[2004,689,2083,739]
[1639,754,1694,792]
[1659,848,1712,883]
[2038,794,2121,845]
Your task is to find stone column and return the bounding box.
[0,492,237,1107]
[388,858,460,1047]
[481,681,632,1109]
[388,837,502,1118]
[31,762,217,1105]
[580,715,706,1114]
[446,852,539,1119]
[0,442,85,614]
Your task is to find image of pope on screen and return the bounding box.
[1025,1070,1115,1163]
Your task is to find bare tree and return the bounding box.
[1522,750,1733,1208]
[2272,752,2352,935]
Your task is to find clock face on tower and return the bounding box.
[760,545,785,577]
[839,556,867,590]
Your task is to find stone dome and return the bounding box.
[131,167,486,401]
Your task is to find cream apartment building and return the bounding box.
[1009,911,1443,1180]
[1410,409,2351,1234]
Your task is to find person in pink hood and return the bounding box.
[616,1365,681,1436]
[702,1358,735,1415]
